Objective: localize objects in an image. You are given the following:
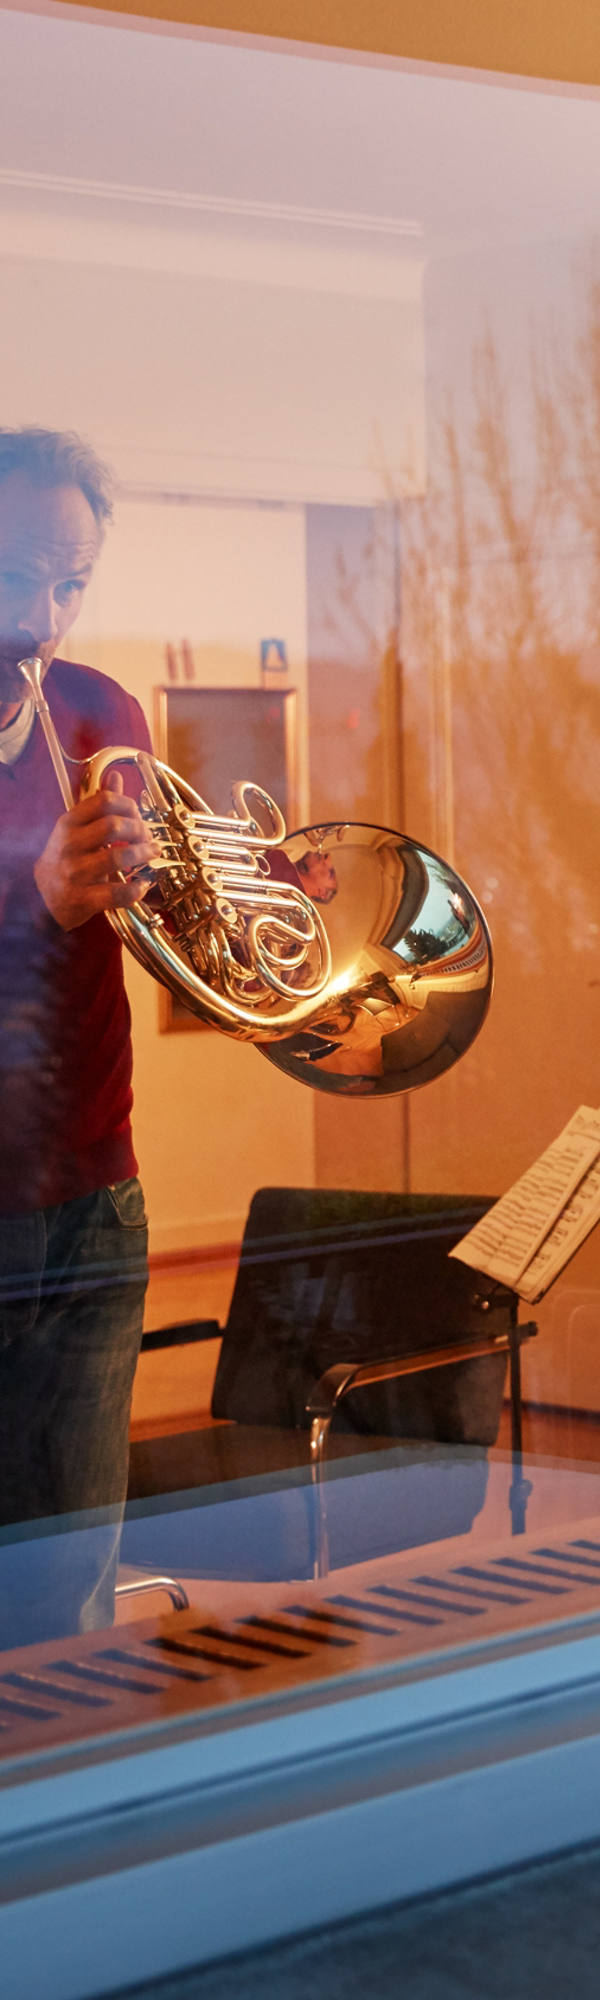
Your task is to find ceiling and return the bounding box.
[0,5,599,254]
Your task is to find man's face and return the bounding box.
[0,473,101,710]
[298,850,338,904]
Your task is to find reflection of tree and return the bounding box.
[400,277,600,971]
[308,510,418,830]
[310,270,600,992]
[404,928,447,965]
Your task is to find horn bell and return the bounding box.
[258,822,493,1098]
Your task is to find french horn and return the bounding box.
[19,656,493,1098]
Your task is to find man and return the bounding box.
[0,426,157,1649]
[295,847,337,905]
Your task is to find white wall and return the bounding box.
[0,238,424,506]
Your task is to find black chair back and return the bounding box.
[212,1188,508,1446]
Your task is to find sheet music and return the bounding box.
[450,1106,600,1300]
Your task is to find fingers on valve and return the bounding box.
[111,878,150,907]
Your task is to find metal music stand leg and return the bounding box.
[508,1301,532,1535]
[310,1417,331,1580]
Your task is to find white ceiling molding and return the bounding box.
[0,168,423,296]
[0,166,421,241]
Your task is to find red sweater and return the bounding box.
[0,659,152,1214]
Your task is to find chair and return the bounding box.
[214,1188,535,1560]
[115,1573,189,1612]
[126,1188,536,1579]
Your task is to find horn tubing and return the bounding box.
[18,656,75,809]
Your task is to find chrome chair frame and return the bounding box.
[307,1303,538,1574]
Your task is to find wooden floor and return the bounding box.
[131,1251,236,1439]
[144,1253,237,1337]
[497,1401,600,1462]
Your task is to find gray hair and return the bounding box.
[0,427,114,529]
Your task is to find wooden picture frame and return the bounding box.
[155,684,298,1032]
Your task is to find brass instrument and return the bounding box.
[19,656,493,1097]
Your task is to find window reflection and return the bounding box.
[0,8,597,1763]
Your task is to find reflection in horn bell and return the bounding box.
[259,823,493,1098]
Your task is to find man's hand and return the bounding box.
[34,773,160,931]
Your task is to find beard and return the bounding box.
[0,645,48,706]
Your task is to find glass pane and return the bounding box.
[0,4,599,1849]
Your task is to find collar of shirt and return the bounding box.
[0,701,36,767]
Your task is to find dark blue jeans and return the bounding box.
[0,1178,148,1650]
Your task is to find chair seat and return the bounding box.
[128,1421,394,1500]
[124,1429,490,1582]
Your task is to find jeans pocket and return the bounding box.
[105,1178,148,1231]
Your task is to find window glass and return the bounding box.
[0,3,599,1790]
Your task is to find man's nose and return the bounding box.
[18,587,59,647]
